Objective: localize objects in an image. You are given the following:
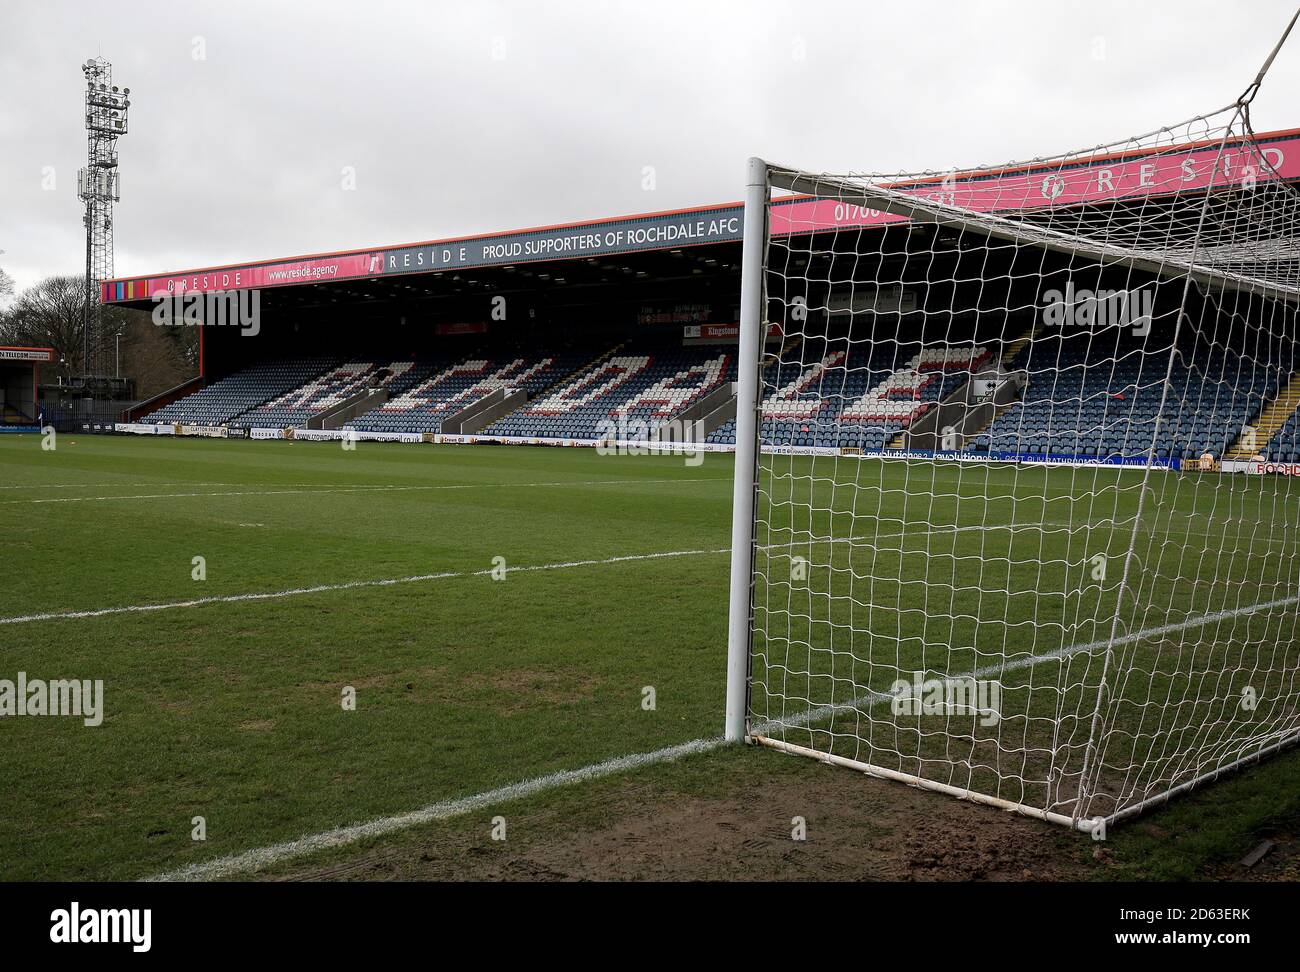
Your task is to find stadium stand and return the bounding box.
[484,345,737,439]
[1220,371,1300,461]
[708,340,987,449]
[964,326,1292,460]
[345,351,589,434]
[1267,412,1300,461]
[231,360,435,429]
[1260,378,1300,461]
[133,326,1289,462]
[142,358,338,426]
[1,402,35,426]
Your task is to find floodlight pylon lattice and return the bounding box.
[78,56,129,381]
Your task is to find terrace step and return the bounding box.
[651,381,735,442]
[481,343,625,430]
[314,388,388,430]
[1000,318,1045,367]
[443,387,528,435]
[887,320,1043,449]
[1225,370,1300,458]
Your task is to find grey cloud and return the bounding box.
[1,0,1297,290]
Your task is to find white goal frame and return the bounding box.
[725,121,1300,834]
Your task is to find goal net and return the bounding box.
[727,101,1300,833]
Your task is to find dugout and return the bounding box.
[0,346,54,428]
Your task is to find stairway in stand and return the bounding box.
[887,321,1043,450]
[1224,371,1300,459]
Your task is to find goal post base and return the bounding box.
[752,734,1100,833]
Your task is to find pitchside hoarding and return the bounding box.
[103,130,1300,302]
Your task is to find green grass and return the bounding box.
[750,453,1300,823]
[0,435,732,880]
[0,432,1297,880]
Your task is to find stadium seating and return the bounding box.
[963,327,1290,461]
[708,340,987,449]
[484,346,736,439]
[142,358,338,426]
[1265,408,1300,462]
[345,352,587,434]
[232,360,433,429]
[137,330,1291,462]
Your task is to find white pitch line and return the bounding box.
[0,517,1272,627]
[0,482,239,491]
[0,477,730,505]
[777,592,1300,730]
[145,736,725,882]
[0,547,732,626]
[144,588,1298,882]
[0,522,1005,627]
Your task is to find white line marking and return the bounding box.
[779,592,1300,727]
[1,517,1273,627]
[145,737,726,882]
[0,523,1001,627]
[0,548,731,626]
[0,482,239,490]
[142,589,1295,881]
[0,477,729,505]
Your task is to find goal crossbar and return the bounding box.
[768,166,1300,306]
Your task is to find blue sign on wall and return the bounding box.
[382,207,743,275]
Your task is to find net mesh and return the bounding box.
[746,102,1300,827]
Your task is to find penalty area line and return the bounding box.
[0,522,999,626]
[0,547,733,626]
[145,736,726,882]
[141,587,1295,881]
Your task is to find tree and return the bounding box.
[0,273,197,397]
[0,275,88,381]
[118,307,197,398]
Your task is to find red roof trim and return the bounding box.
[0,345,57,359]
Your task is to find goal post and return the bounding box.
[725,104,1300,834]
[724,157,770,743]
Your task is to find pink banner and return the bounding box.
[770,138,1299,235]
[136,252,386,300]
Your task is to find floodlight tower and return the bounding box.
[78,57,129,382]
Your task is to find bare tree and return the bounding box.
[118,308,197,397]
[0,275,88,381]
[0,273,198,394]
[0,275,139,379]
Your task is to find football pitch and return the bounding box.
[1,434,1298,881]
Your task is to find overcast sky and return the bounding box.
[2,0,1298,293]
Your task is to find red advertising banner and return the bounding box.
[102,250,384,300]
[121,252,385,301]
[683,323,782,343]
[769,138,1300,235]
